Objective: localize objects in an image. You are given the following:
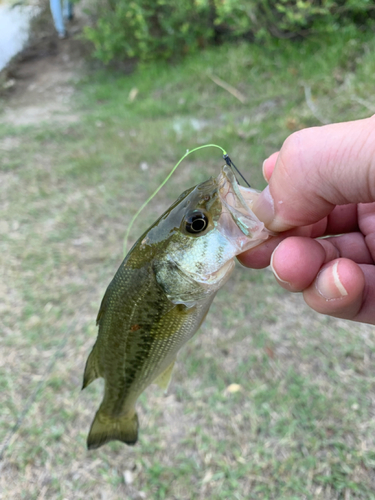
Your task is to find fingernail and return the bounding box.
[270,249,290,286]
[316,261,348,300]
[262,159,269,182]
[253,185,275,227]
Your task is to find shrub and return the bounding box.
[83,0,214,64]
[83,0,375,64]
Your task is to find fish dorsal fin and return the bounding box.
[82,343,102,389]
[153,360,176,392]
[96,288,109,325]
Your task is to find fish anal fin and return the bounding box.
[153,360,175,393]
[87,409,138,450]
[82,344,102,390]
[197,309,209,330]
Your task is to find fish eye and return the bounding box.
[185,212,209,234]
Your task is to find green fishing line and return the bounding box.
[123,143,227,254]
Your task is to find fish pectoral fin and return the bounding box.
[153,360,175,393]
[82,343,102,390]
[87,409,139,450]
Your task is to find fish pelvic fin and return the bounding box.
[87,409,139,450]
[82,343,102,390]
[153,359,175,393]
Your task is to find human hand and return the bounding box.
[239,116,375,324]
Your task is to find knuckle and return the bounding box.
[279,128,317,174]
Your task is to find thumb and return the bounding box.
[253,116,375,232]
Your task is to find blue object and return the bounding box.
[50,0,73,37]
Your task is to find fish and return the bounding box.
[83,164,271,450]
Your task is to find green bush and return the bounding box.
[83,0,214,64]
[214,0,375,40]
[83,0,375,64]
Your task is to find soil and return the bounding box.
[0,3,90,126]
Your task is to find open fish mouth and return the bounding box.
[217,165,272,253]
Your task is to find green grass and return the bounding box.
[1,28,375,499]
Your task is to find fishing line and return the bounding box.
[223,154,251,188]
[123,145,252,254]
[124,144,227,254]
[0,148,251,459]
[0,321,77,461]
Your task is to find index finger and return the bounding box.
[253,116,375,233]
[239,204,359,269]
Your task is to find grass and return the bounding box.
[1,27,375,499]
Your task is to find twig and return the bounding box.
[208,74,247,104]
[351,95,375,113]
[303,85,329,125]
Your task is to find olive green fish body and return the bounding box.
[83,166,271,449]
[85,263,215,449]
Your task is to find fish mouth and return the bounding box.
[216,165,272,253]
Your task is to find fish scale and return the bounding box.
[82,165,270,449]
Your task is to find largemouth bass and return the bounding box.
[83,165,271,449]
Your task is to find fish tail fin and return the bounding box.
[82,343,101,390]
[87,409,139,450]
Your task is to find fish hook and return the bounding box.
[223,154,251,188]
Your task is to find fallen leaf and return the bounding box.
[225,383,242,394]
[129,87,139,102]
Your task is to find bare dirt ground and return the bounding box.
[1,5,87,126]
